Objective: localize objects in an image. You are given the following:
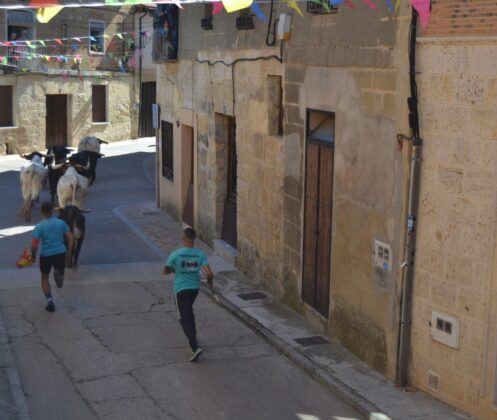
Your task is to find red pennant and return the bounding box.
[54,38,62,45]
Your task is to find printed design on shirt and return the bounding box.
[178,255,200,273]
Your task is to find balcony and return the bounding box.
[0,44,132,74]
[152,29,178,63]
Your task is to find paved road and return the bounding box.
[0,139,361,420]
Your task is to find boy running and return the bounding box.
[31,202,73,313]
[164,228,213,362]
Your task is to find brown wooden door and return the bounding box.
[140,82,157,137]
[46,95,68,147]
[221,118,237,248]
[302,136,334,318]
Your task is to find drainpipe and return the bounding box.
[396,7,423,387]
[138,10,147,137]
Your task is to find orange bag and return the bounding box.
[16,247,33,268]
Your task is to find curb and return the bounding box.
[0,311,31,420]
[200,285,388,420]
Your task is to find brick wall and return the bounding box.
[422,0,497,37]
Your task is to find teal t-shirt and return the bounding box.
[166,247,209,294]
[33,217,70,257]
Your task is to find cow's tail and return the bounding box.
[71,180,77,207]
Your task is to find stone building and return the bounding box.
[155,1,413,382]
[410,0,497,418]
[0,5,156,153]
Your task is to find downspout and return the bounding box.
[138,10,147,137]
[396,6,423,387]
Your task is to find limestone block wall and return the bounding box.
[411,40,497,418]
[157,3,411,380]
[156,54,286,292]
[0,73,137,153]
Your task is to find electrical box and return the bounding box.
[276,13,292,40]
[431,311,460,349]
[374,239,392,271]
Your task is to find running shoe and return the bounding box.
[45,302,55,313]
[190,348,203,362]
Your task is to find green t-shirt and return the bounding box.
[165,247,209,294]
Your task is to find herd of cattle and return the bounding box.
[18,136,107,266]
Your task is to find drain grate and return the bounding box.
[142,211,159,216]
[294,336,330,346]
[237,292,268,301]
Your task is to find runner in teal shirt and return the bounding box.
[164,228,214,362]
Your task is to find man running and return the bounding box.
[164,228,213,362]
[31,202,73,313]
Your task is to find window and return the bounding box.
[7,11,35,41]
[307,109,335,145]
[268,75,283,136]
[0,86,14,127]
[161,121,174,181]
[92,85,107,123]
[89,20,106,54]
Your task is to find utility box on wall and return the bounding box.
[430,310,460,349]
[374,239,392,271]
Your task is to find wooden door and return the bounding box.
[46,95,68,147]
[140,82,157,137]
[182,126,194,227]
[302,111,335,318]
[221,118,237,248]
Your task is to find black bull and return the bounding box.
[68,151,103,185]
[58,205,85,267]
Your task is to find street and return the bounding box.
[0,138,361,420]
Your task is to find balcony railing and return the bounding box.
[152,29,178,63]
[0,44,47,72]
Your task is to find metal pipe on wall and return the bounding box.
[138,10,148,137]
[396,6,423,387]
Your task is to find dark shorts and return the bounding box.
[39,253,66,275]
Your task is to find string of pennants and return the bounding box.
[0,30,149,72]
[0,0,431,27]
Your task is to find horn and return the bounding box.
[97,138,108,144]
[51,163,66,170]
[54,206,63,212]
[15,147,25,159]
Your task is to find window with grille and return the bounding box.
[89,20,106,54]
[92,85,107,123]
[162,121,174,181]
[0,86,14,127]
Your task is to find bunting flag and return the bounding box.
[285,0,303,16]
[212,1,223,15]
[363,0,377,9]
[222,0,253,13]
[250,2,268,22]
[36,6,64,23]
[410,0,430,28]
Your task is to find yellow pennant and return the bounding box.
[222,0,253,13]
[37,6,64,24]
[286,0,304,16]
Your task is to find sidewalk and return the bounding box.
[121,201,472,420]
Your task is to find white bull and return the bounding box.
[57,166,90,210]
[19,154,48,222]
[78,136,107,154]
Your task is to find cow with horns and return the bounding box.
[18,152,48,222]
[44,146,74,204]
[56,162,90,210]
[77,136,107,185]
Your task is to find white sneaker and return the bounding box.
[190,348,203,362]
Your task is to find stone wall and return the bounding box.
[411,39,497,418]
[157,3,411,380]
[0,73,137,153]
